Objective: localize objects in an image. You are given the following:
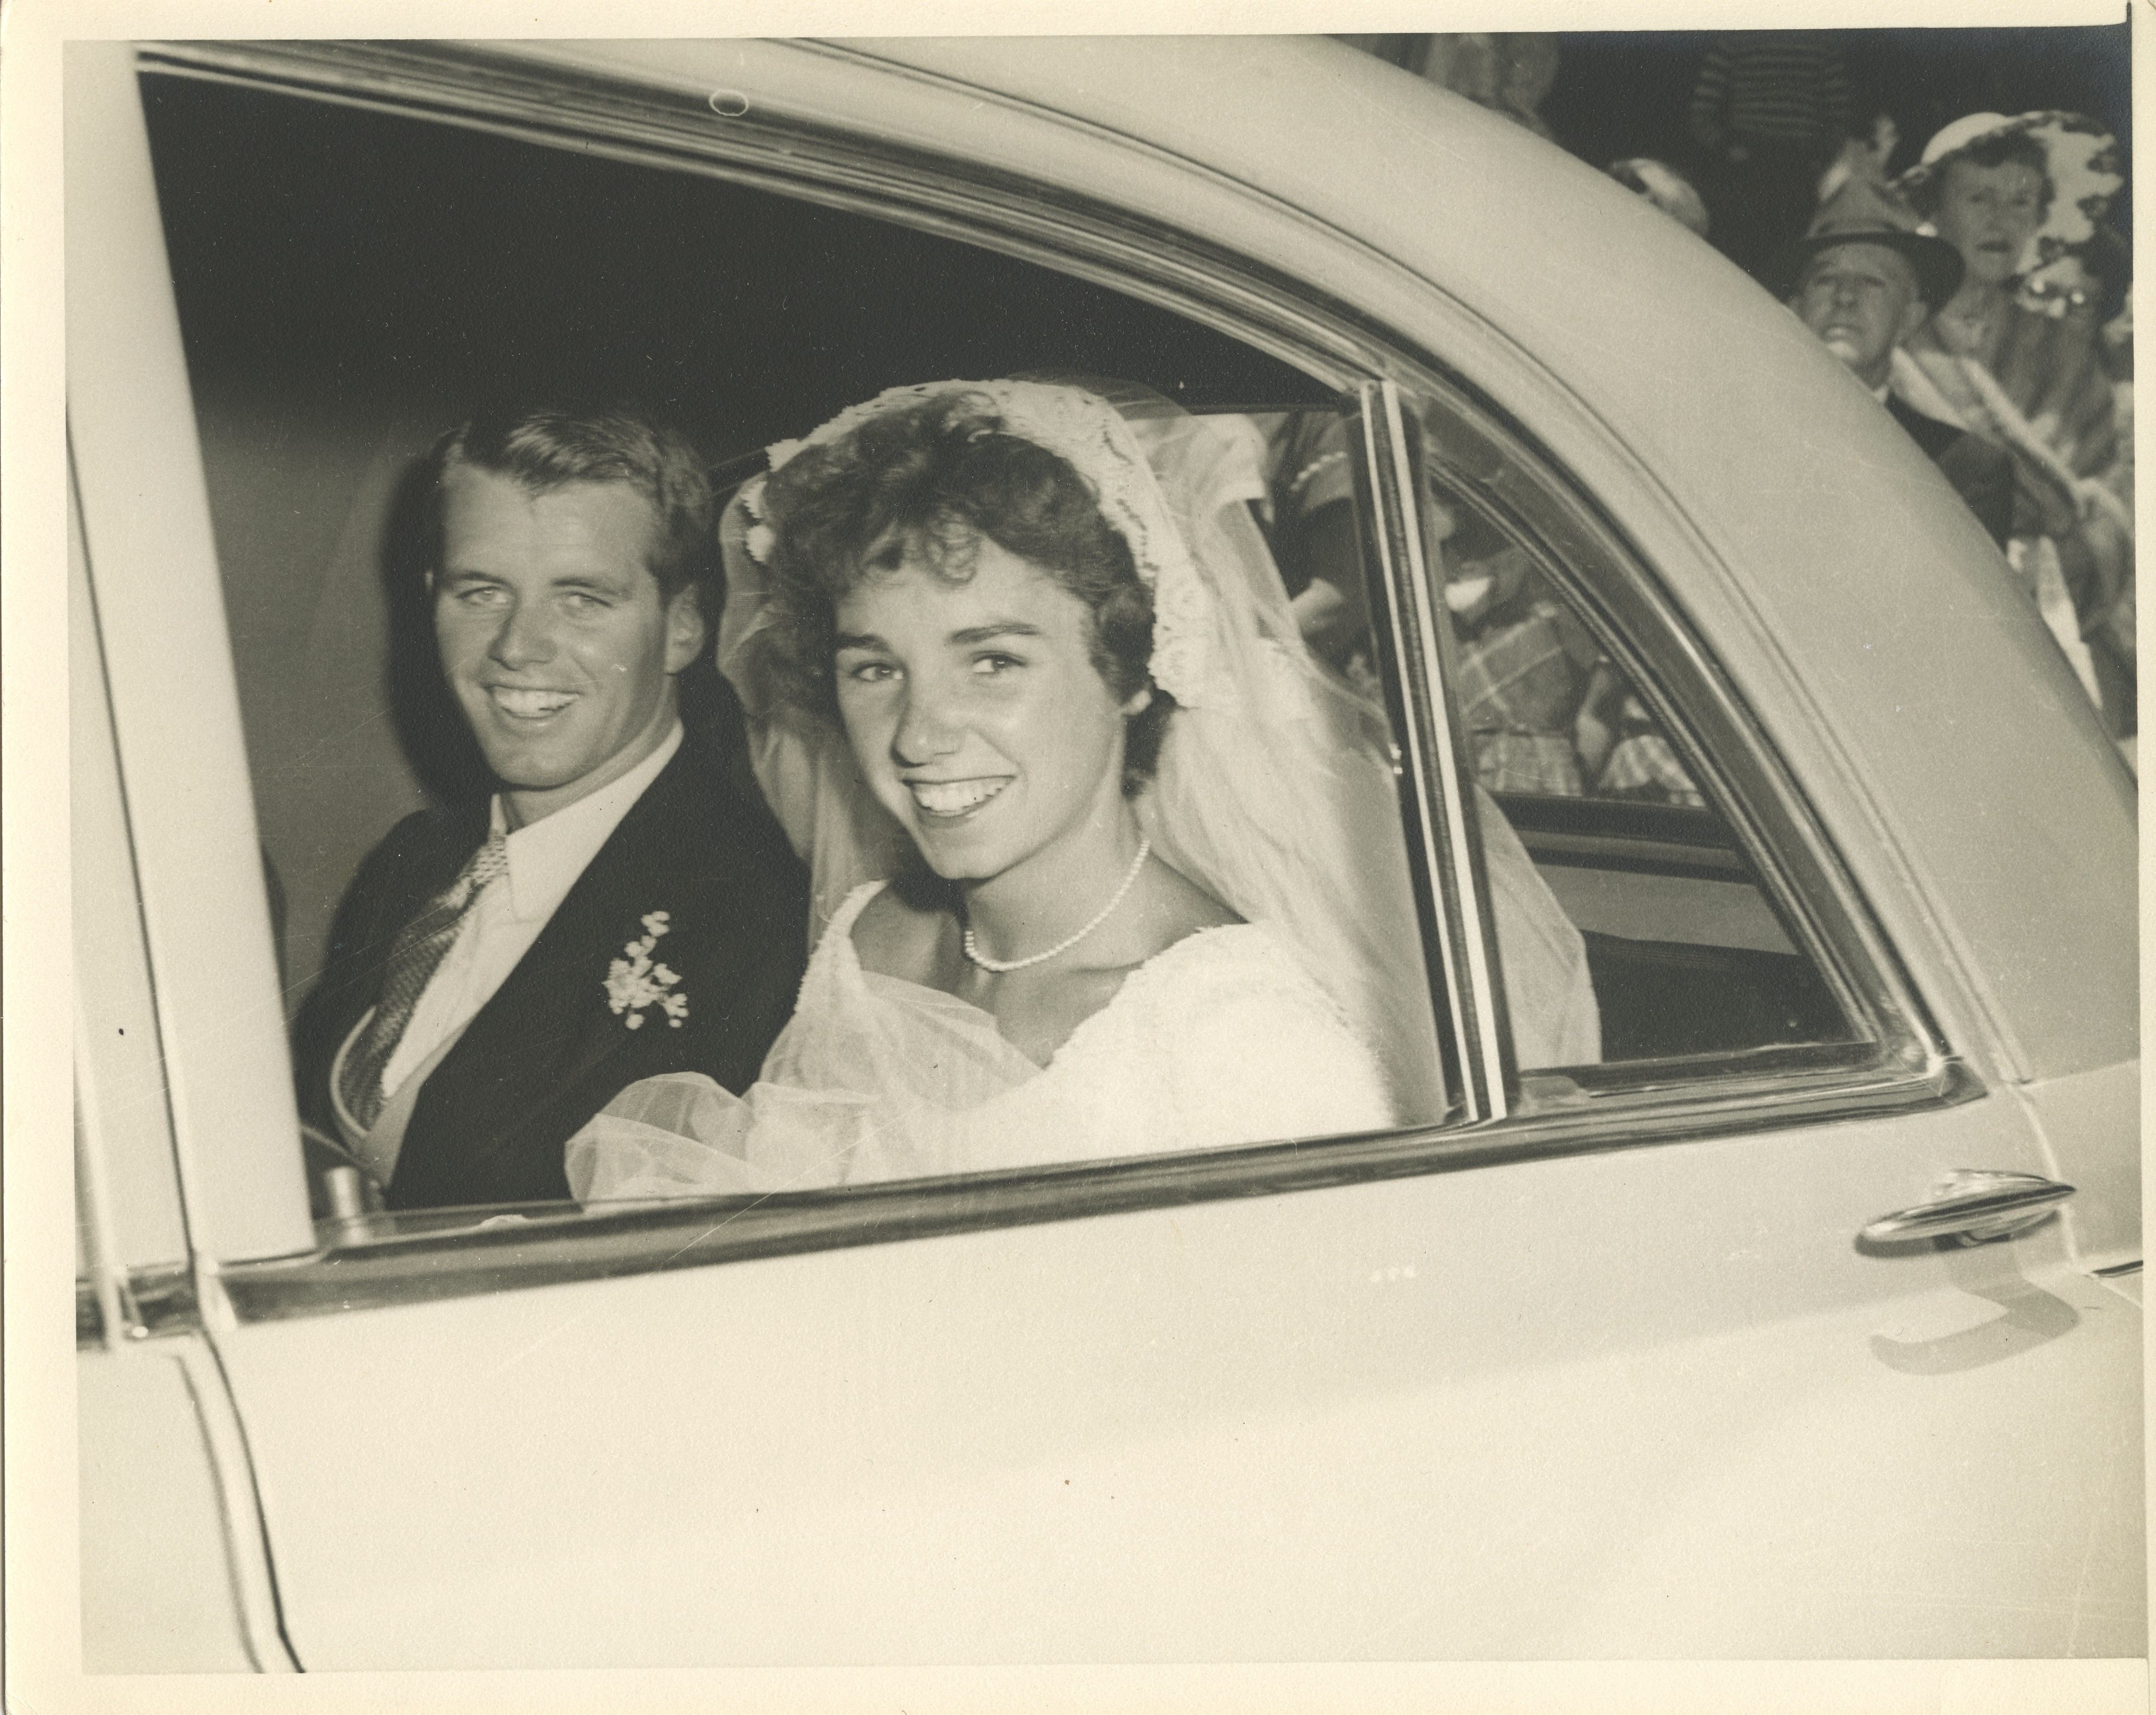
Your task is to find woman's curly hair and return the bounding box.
[755,389,1173,793]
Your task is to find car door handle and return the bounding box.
[1860,1169,2076,1246]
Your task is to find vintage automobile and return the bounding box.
[64,35,2138,1670]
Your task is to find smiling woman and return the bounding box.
[831,541,1184,986]
[566,380,1413,1196]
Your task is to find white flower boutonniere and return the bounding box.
[605,911,688,1031]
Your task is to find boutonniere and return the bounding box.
[605,911,688,1030]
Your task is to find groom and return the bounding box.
[293,405,809,1210]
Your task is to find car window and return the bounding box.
[1211,385,1872,1088]
[1434,479,1856,1071]
[1395,387,1882,1094]
[141,69,1460,1229]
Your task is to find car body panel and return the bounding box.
[2017,1057,2143,1268]
[72,471,189,1270]
[78,1339,277,1672]
[69,35,2140,1667]
[216,1090,2134,1664]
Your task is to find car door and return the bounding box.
[74,37,2139,1666]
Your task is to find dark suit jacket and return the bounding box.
[1886,392,2015,549]
[294,734,809,1209]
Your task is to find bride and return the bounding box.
[568,379,1578,1199]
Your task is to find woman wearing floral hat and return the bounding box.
[1893,112,2134,734]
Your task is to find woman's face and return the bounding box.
[833,535,1142,887]
[1933,157,2048,286]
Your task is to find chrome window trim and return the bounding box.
[1352,391,1475,1119]
[130,41,1960,1320]
[219,1054,1977,1323]
[1354,385,1509,1121]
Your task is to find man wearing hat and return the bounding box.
[1780,179,2014,546]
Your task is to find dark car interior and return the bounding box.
[1494,793,1849,1060]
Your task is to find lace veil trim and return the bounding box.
[744,380,1215,706]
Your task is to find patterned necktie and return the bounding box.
[339,832,510,1133]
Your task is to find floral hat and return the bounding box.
[1894,111,2123,275]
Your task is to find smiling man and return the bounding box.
[294,407,808,1209]
[1779,180,2013,546]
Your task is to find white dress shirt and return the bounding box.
[355,722,683,1114]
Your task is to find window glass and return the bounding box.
[1410,401,1862,1077]
[142,74,1450,1225]
[1224,389,1861,1084]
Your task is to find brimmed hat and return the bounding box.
[1773,177,1964,310]
[1895,111,2123,275]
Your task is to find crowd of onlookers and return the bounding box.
[1349,31,2136,763]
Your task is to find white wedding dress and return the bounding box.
[566,881,1394,1199]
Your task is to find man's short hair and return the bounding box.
[430,405,719,622]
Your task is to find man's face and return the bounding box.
[435,466,704,825]
[1792,242,1928,388]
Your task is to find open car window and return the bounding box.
[141,68,1467,1235]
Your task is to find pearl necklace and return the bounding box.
[961,838,1152,973]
